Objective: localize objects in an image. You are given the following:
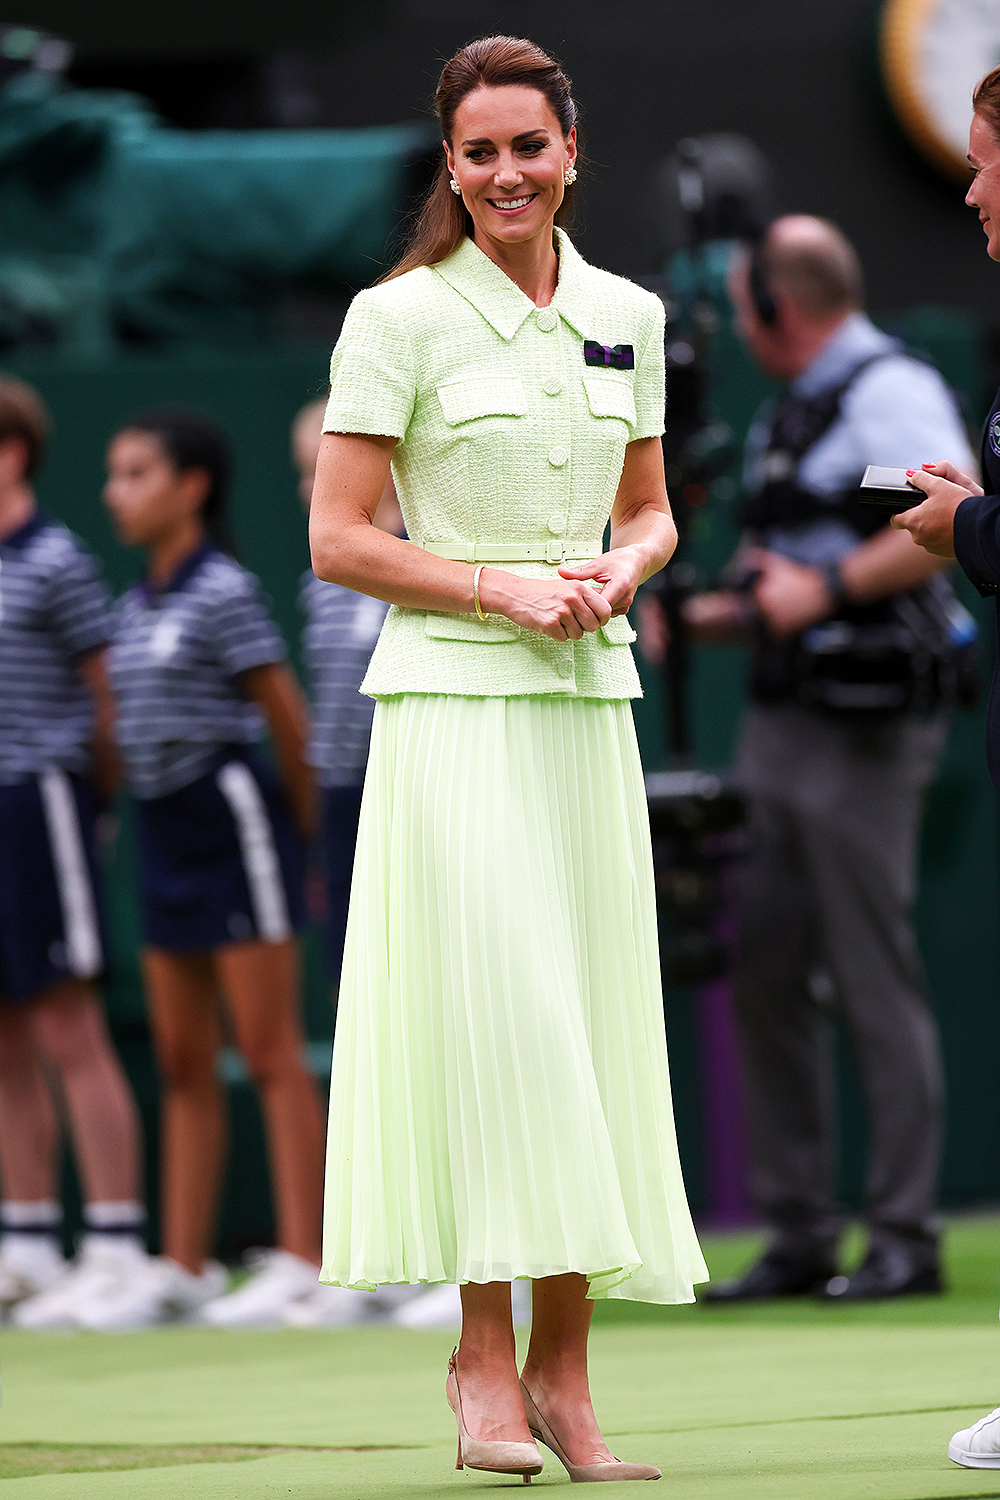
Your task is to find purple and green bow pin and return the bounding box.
[584,341,634,369]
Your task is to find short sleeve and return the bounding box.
[630,297,666,441]
[213,573,287,677]
[842,358,977,475]
[46,545,114,659]
[323,290,417,441]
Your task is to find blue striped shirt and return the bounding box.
[0,511,113,785]
[109,544,286,800]
[300,572,388,788]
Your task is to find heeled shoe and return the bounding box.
[446,1350,543,1483]
[519,1380,661,1482]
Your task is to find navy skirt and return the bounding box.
[133,748,305,952]
[0,771,107,1003]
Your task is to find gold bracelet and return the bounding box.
[473,563,489,622]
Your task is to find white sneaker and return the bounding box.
[199,1249,320,1328]
[393,1280,531,1329]
[0,1240,65,1312]
[370,1284,425,1312]
[76,1256,227,1331]
[284,1282,383,1327]
[394,1283,464,1329]
[12,1239,149,1330]
[949,1407,1000,1467]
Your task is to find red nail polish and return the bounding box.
[922,463,935,470]
[905,470,915,477]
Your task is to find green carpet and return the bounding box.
[3,1219,1000,1496]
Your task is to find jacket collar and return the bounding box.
[139,539,217,604]
[432,227,593,341]
[1,506,48,550]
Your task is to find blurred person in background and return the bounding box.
[889,66,1000,1469]
[287,396,404,1328]
[292,397,504,1333]
[0,375,149,1330]
[685,216,975,1302]
[92,408,327,1329]
[294,397,402,989]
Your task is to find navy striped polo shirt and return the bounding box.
[109,543,287,800]
[0,510,113,785]
[299,572,387,788]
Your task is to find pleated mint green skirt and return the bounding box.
[321,693,708,1303]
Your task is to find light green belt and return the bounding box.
[420,539,601,564]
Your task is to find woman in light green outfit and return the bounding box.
[310,35,707,1484]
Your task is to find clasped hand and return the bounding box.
[481,550,640,641]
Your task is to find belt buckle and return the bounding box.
[545,539,566,565]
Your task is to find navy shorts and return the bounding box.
[318,782,364,983]
[0,772,106,1004]
[133,748,306,952]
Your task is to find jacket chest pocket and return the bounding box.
[436,376,528,427]
[582,373,636,431]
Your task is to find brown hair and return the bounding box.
[973,65,1000,143]
[761,216,864,319]
[382,35,579,282]
[0,374,50,481]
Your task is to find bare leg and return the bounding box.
[214,938,324,1265]
[143,948,226,1273]
[455,1282,533,1443]
[0,1005,58,1201]
[521,1273,613,1466]
[30,980,142,1204]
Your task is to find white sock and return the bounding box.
[0,1201,64,1272]
[82,1201,147,1258]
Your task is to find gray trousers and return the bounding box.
[734,704,947,1256]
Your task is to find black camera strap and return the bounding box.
[740,348,976,713]
[740,350,901,538]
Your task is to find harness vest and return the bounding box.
[738,350,973,712]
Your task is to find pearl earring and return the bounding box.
[564,165,577,186]
[450,178,462,194]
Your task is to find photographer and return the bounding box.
[690,215,975,1301]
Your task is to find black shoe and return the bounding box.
[816,1244,943,1301]
[700,1248,837,1303]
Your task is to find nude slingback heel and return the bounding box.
[446,1351,543,1483]
[519,1380,661,1482]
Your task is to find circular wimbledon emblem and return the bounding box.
[990,412,1000,457]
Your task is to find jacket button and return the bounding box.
[543,376,562,396]
[557,658,574,678]
[536,309,558,332]
[548,446,567,467]
[548,513,567,535]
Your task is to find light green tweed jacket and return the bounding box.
[322,227,665,699]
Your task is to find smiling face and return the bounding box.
[445,84,576,254]
[967,111,1000,261]
[103,430,208,548]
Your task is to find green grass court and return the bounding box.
[5,1221,1000,1497]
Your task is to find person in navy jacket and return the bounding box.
[896,68,1000,798]
[894,64,1000,1471]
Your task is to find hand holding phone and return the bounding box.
[859,465,922,511]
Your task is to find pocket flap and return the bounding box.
[424,611,519,643]
[582,373,637,425]
[436,377,528,426]
[600,614,637,645]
